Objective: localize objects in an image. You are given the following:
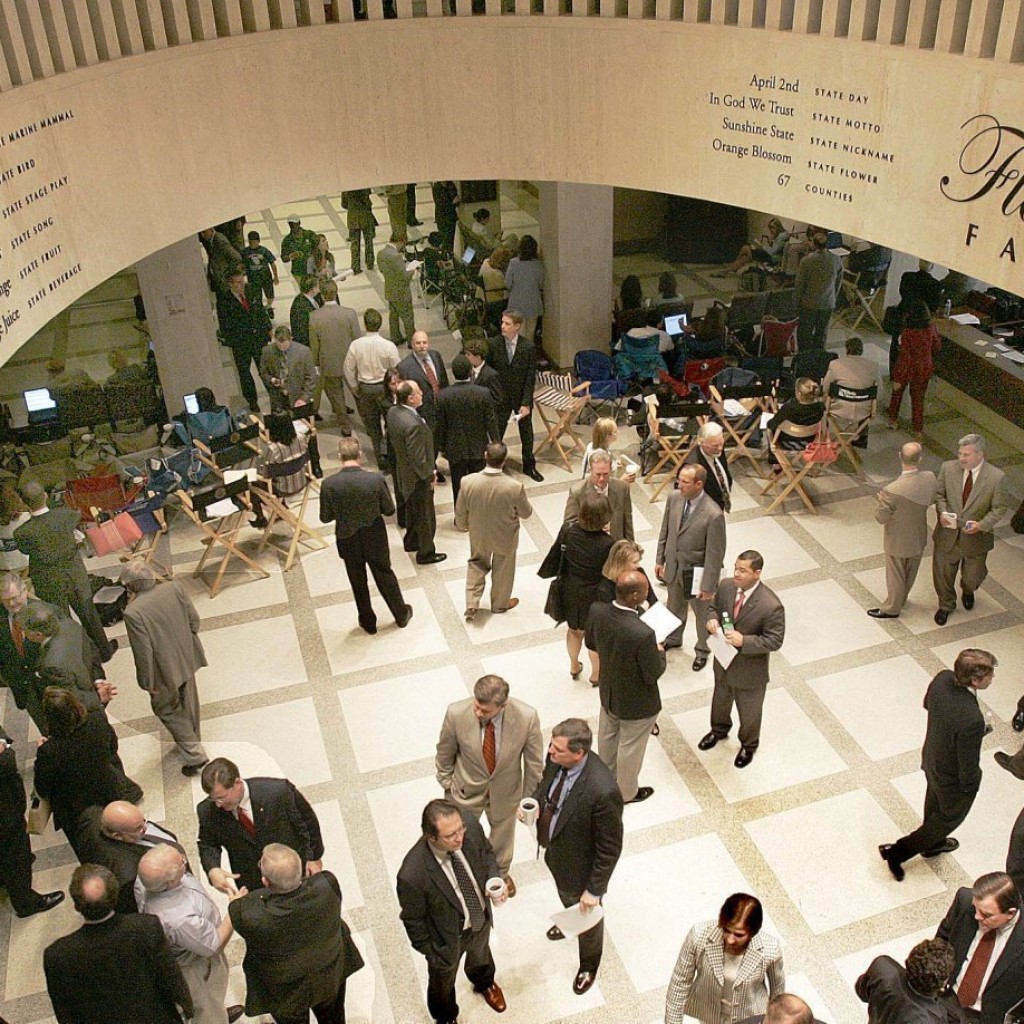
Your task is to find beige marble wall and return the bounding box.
[0,19,1021,367]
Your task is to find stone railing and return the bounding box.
[0,0,1020,92]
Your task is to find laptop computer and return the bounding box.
[24,387,59,425]
[183,393,200,415]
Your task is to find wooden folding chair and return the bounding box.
[532,370,590,471]
[175,479,270,597]
[120,493,173,579]
[194,421,261,479]
[759,420,824,514]
[710,382,776,476]
[252,450,327,571]
[825,381,877,477]
[642,395,710,502]
[833,269,887,333]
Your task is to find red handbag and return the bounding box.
[84,511,144,556]
[802,422,839,465]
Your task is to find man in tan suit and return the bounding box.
[454,442,533,620]
[564,450,635,543]
[309,279,360,433]
[435,674,544,894]
[932,432,1012,625]
[868,442,936,619]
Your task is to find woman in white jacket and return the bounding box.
[665,893,785,1024]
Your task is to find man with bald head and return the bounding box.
[230,843,363,1024]
[737,992,818,1024]
[44,864,193,1024]
[869,441,937,619]
[75,800,188,912]
[586,569,666,804]
[136,845,245,1024]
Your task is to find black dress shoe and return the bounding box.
[626,786,654,803]
[573,970,597,995]
[962,590,975,610]
[867,608,899,619]
[395,605,414,628]
[878,843,905,882]
[101,639,119,662]
[435,472,446,484]
[1013,710,1024,732]
[416,552,447,565]
[227,1006,245,1023]
[360,621,378,635]
[546,925,565,941]
[922,838,959,857]
[525,467,544,482]
[181,760,209,777]
[17,891,65,917]
[934,609,950,625]
[407,218,424,226]
[734,746,756,768]
[995,751,1024,779]
[697,731,723,751]
[692,655,708,672]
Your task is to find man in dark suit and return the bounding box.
[587,570,666,804]
[932,433,1012,625]
[464,336,504,407]
[0,570,57,731]
[855,938,955,1024]
[684,422,733,512]
[76,800,190,914]
[289,274,322,349]
[216,270,272,413]
[197,757,324,895]
[319,436,412,634]
[44,864,193,1024]
[525,717,624,995]
[387,380,446,564]
[399,330,451,482]
[935,872,1024,1024]
[656,463,726,669]
[0,724,64,917]
[15,480,117,661]
[397,799,508,1023]
[880,648,994,881]
[1009,806,1024,891]
[564,450,635,543]
[490,310,543,481]
[230,843,364,1024]
[435,353,500,505]
[699,550,786,768]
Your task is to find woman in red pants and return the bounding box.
[888,299,941,439]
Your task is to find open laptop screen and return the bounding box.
[184,393,200,415]
[663,313,688,336]
[24,387,56,412]
[461,247,476,265]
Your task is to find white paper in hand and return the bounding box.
[708,630,736,669]
[689,567,704,597]
[550,902,605,937]
[641,603,682,645]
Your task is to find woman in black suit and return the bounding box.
[34,687,142,858]
[544,492,614,685]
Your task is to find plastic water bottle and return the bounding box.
[720,611,733,633]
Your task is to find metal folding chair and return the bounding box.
[175,478,270,597]
[252,450,327,571]
[532,370,590,471]
[642,396,710,502]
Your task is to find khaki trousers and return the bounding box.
[598,706,658,802]
[151,677,207,767]
[880,553,922,614]
[317,374,351,432]
[452,796,517,877]
[465,547,517,612]
[932,541,989,611]
[181,951,230,1024]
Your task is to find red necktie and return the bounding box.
[733,589,746,621]
[237,807,256,838]
[240,295,250,312]
[962,471,973,506]
[482,721,496,775]
[10,618,24,657]
[957,929,996,1008]
[422,357,440,396]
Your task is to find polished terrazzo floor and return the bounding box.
[2,187,1024,1023]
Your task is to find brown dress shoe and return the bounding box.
[479,983,506,1013]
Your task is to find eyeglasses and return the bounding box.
[439,825,466,841]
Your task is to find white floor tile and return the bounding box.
[724,516,820,578]
[793,496,887,560]
[312,798,365,910]
[200,615,307,702]
[781,579,892,664]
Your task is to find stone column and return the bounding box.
[134,238,234,418]
[536,182,614,368]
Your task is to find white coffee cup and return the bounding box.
[520,797,539,828]
[485,877,505,901]
[941,511,958,528]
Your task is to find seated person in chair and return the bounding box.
[249,413,310,530]
[686,305,730,360]
[821,336,880,448]
[714,218,790,276]
[105,348,151,388]
[765,378,824,470]
[653,272,684,307]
